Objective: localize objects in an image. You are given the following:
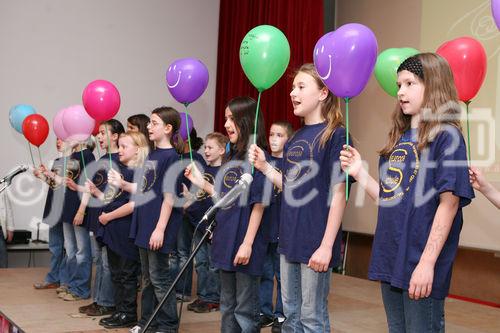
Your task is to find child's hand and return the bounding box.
[65,177,78,191]
[469,166,488,192]
[184,163,205,189]
[308,244,332,272]
[73,211,84,226]
[181,183,194,201]
[248,144,267,171]
[98,212,110,225]
[107,169,123,188]
[233,243,252,266]
[408,260,434,300]
[149,227,164,251]
[85,180,98,195]
[340,145,363,179]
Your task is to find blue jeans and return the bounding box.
[63,223,92,298]
[380,282,445,333]
[259,242,283,318]
[45,222,69,285]
[175,216,194,297]
[138,248,178,332]
[90,234,114,307]
[220,270,260,333]
[193,229,220,303]
[0,227,7,268]
[280,255,331,333]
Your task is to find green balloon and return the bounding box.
[240,25,290,91]
[374,47,419,96]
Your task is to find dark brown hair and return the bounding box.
[151,106,184,154]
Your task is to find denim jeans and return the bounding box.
[138,248,178,332]
[259,242,283,318]
[220,270,260,333]
[175,216,194,297]
[380,282,445,333]
[193,229,220,303]
[63,223,92,298]
[107,248,140,316]
[0,227,7,268]
[45,222,69,285]
[90,234,115,307]
[280,255,331,333]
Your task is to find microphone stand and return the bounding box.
[141,214,217,333]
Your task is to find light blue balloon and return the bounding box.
[9,104,36,133]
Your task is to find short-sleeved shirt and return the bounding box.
[129,147,182,253]
[279,123,351,268]
[42,157,65,227]
[262,156,283,243]
[369,126,474,299]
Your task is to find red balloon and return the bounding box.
[82,80,121,121]
[92,121,101,136]
[22,114,49,147]
[436,37,487,102]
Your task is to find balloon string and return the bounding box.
[37,147,43,166]
[80,144,88,180]
[184,104,193,164]
[27,142,36,168]
[105,129,113,170]
[465,101,471,167]
[95,137,101,159]
[251,91,262,175]
[345,97,350,202]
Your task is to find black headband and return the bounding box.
[397,56,424,80]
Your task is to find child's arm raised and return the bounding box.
[185,163,215,197]
[408,191,459,300]
[99,202,135,225]
[108,169,137,194]
[233,203,265,266]
[469,166,500,209]
[340,145,379,204]
[248,144,282,190]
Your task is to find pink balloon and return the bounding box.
[62,105,96,141]
[53,108,70,140]
[82,80,121,121]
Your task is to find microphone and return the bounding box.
[201,173,253,222]
[0,165,29,184]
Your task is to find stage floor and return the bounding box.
[0,268,499,332]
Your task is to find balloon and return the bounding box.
[82,80,121,121]
[166,58,209,104]
[374,47,420,96]
[437,37,487,102]
[492,0,500,30]
[92,121,101,136]
[53,108,70,140]
[22,114,49,147]
[62,105,96,141]
[314,23,378,98]
[9,104,36,133]
[179,112,193,142]
[240,25,290,91]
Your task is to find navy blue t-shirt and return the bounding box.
[96,163,138,261]
[86,153,120,233]
[369,126,474,299]
[62,149,96,227]
[42,157,65,226]
[279,123,351,268]
[262,156,283,243]
[185,164,220,230]
[211,158,269,276]
[129,147,183,253]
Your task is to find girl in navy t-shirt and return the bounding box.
[249,63,351,332]
[109,107,183,333]
[185,97,269,332]
[340,53,474,332]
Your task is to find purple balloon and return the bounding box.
[314,23,378,98]
[492,0,500,30]
[166,58,209,104]
[179,112,194,142]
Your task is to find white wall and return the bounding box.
[0,0,220,230]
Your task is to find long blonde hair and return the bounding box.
[295,63,343,148]
[119,131,150,167]
[379,53,462,157]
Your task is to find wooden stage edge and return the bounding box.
[0,268,499,333]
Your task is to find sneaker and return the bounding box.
[79,302,97,314]
[63,292,82,301]
[271,317,285,333]
[33,281,59,290]
[259,314,274,328]
[129,325,143,333]
[57,291,68,299]
[193,302,220,313]
[176,293,191,302]
[56,285,68,294]
[187,299,204,311]
[86,304,115,316]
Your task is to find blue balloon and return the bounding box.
[9,104,36,133]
